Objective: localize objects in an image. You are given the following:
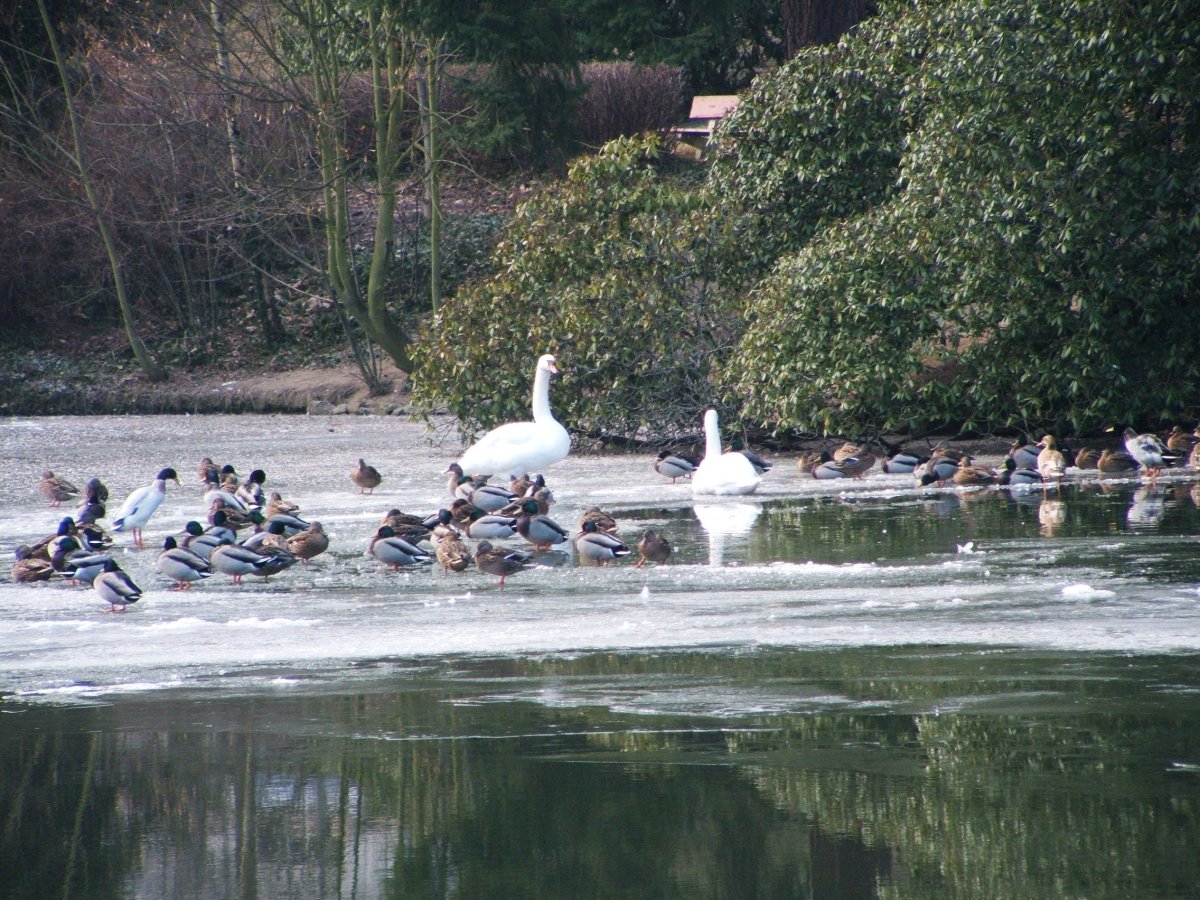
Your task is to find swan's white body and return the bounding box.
[458,354,570,479]
[692,409,762,496]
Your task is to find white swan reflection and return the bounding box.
[692,502,762,566]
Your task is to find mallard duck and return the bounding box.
[1189,443,1200,470]
[464,510,520,540]
[635,530,672,568]
[264,492,301,518]
[998,457,1043,487]
[240,520,291,552]
[12,545,54,583]
[351,458,383,494]
[833,442,876,474]
[111,468,179,548]
[1037,435,1067,480]
[235,469,267,508]
[578,506,619,535]
[197,457,219,491]
[202,510,239,545]
[501,486,554,517]
[181,521,228,561]
[1121,427,1177,477]
[796,450,826,473]
[262,511,308,536]
[39,471,80,507]
[881,448,926,474]
[576,520,631,565]
[210,503,264,533]
[93,559,142,611]
[1097,448,1139,474]
[73,478,108,524]
[918,456,962,487]
[473,540,534,587]
[435,532,472,574]
[655,450,698,483]
[952,456,999,487]
[286,522,329,564]
[61,548,114,586]
[466,480,518,513]
[369,526,432,569]
[458,353,571,480]
[808,451,850,479]
[211,543,291,584]
[203,485,249,514]
[1165,426,1199,456]
[516,500,569,552]
[1073,447,1101,470]
[448,499,476,527]
[218,465,240,492]
[693,409,761,496]
[1008,437,1041,471]
[156,536,212,589]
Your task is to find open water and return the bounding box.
[1,415,1198,898]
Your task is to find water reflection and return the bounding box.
[2,648,1199,900]
[692,502,762,566]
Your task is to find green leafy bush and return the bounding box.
[412,134,731,443]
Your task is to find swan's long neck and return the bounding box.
[704,413,723,458]
[531,366,556,424]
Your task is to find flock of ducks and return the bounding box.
[12,346,1198,608]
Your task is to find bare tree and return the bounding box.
[781,0,876,58]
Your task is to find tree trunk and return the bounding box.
[38,0,166,382]
[781,0,876,58]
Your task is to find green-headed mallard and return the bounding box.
[1122,427,1178,476]
[576,520,631,565]
[369,526,432,569]
[515,499,568,552]
[655,450,698,483]
[156,536,212,589]
[211,543,291,584]
[578,506,619,535]
[93,559,142,611]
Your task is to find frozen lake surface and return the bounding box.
[3,415,1200,702]
[2,415,1199,899]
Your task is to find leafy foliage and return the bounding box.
[720,0,1200,436]
[412,134,732,443]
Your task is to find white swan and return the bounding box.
[692,409,762,496]
[458,353,570,479]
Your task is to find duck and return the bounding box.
[435,532,472,574]
[808,451,852,480]
[60,549,113,586]
[500,486,555,517]
[211,543,292,584]
[264,492,301,518]
[180,521,227,561]
[952,456,998,487]
[635,530,672,568]
[692,409,761,496]
[1190,443,1200,470]
[473,540,534,587]
[576,520,631,565]
[463,510,520,540]
[93,559,142,611]
[1165,425,1199,456]
[578,506,619,535]
[286,522,329,565]
[111,468,179,548]
[466,479,518,514]
[262,511,309,536]
[515,499,569,552]
[197,456,218,489]
[1008,436,1041,471]
[72,478,108,524]
[203,509,239,545]
[11,545,54,583]
[998,458,1043,487]
[918,455,962,487]
[1097,448,1139,474]
[351,458,383,494]
[203,486,249,514]
[881,448,925,474]
[239,520,291,552]
[457,353,571,480]
[1121,427,1177,477]
[1036,435,1067,480]
[369,526,432,569]
[1073,447,1101,470]
[39,471,79,507]
[655,450,699,483]
[833,442,876,474]
[156,536,212,589]
[235,469,267,508]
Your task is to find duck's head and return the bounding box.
[157,467,180,485]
